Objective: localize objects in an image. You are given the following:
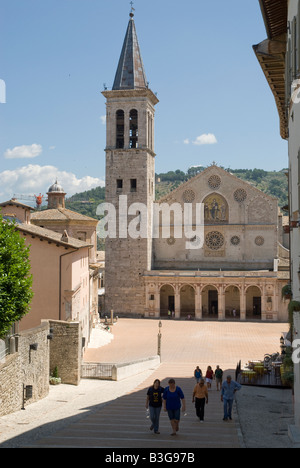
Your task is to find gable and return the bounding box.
[157,165,278,226]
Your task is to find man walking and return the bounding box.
[221,375,242,421]
[192,378,208,422]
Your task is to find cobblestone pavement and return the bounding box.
[0,319,291,448]
[85,319,288,370]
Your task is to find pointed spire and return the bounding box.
[112,12,148,91]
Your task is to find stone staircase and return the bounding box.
[27,363,242,448]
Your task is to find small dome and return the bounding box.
[48,180,65,193]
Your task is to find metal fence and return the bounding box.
[81,363,114,380]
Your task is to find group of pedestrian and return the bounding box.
[145,367,242,435]
[146,378,185,436]
[194,365,223,390]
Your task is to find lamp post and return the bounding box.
[157,321,162,359]
[280,335,286,355]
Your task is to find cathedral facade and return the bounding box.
[103,12,289,322]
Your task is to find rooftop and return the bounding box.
[112,13,148,91]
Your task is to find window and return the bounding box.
[117,179,123,192]
[116,110,125,148]
[129,109,138,148]
[130,179,137,192]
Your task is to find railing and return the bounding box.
[81,363,114,380]
[82,356,161,381]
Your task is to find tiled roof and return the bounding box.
[31,208,98,223]
[0,199,34,211]
[112,15,147,90]
[17,223,92,249]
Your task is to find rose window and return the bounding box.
[255,236,264,246]
[205,231,225,250]
[231,236,240,246]
[234,188,247,203]
[208,175,221,190]
[182,189,196,203]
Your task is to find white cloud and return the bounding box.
[0,164,105,201]
[183,139,190,145]
[4,144,43,159]
[100,115,106,125]
[193,134,217,146]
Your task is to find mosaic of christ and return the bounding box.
[203,194,229,223]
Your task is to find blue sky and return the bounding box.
[0,0,288,203]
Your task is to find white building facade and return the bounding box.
[255,0,300,441]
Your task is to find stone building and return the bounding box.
[254,0,300,441]
[0,189,97,344]
[102,11,289,322]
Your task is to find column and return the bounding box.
[124,110,130,149]
[240,284,246,321]
[195,285,202,320]
[175,285,181,319]
[273,282,279,321]
[261,283,266,321]
[155,285,160,318]
[218,286,225,321]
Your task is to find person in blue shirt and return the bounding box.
[163,379,186,436]
[221,375,242,421]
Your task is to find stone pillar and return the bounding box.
[218,286,225,321]
[195,285,202,320]
[155,287,160,318]
[240,285,246,321]
[124,110,130,149]
[175,285,181,319]
[261,283,266,321]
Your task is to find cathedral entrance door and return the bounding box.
[209,290,218,316]
[253,297,262,317]
[168,296,175,313]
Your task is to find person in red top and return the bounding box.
[205,366,214,390]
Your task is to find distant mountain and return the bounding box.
[65,167,288,220]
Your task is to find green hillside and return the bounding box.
[65,167,288,220]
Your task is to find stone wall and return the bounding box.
[47,320,82,386]
[0,323,50,417]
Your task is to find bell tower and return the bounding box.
[102,10,159,315]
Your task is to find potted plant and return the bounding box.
[49,366,61,385]
[282,284,292,300]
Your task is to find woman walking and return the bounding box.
[146,379,164,434]
[192,378,208,422]
[194,366,202,383]
[163,379,186,436]
[205,366,214,390]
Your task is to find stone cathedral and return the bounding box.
[102,12,289,322]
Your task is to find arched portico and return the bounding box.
[201,285,219,317]
[160,284,175,317]
[225,285,241,319]
[180,285,195,319]
[246,285,262,319]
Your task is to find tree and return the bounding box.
[0,214,33,338]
